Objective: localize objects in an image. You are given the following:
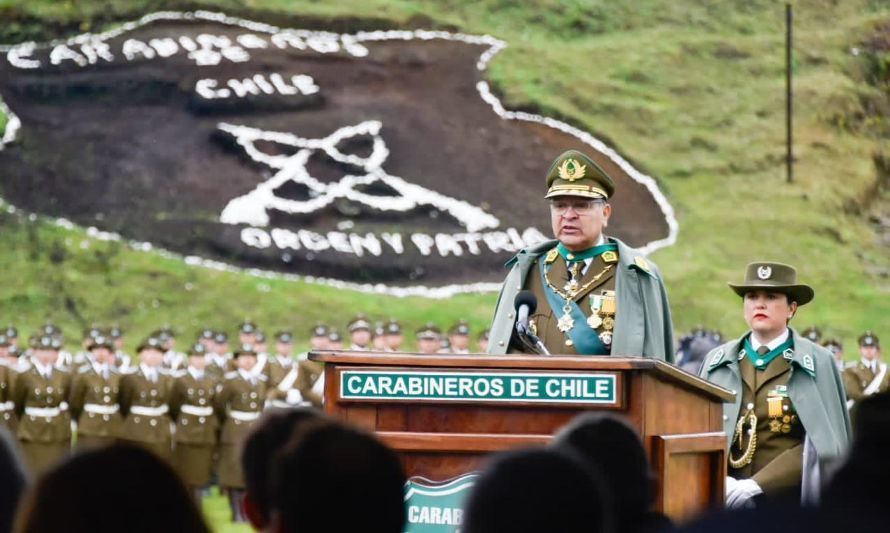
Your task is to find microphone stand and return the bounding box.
[515,322,551,356]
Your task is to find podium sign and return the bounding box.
[341,370,619,406]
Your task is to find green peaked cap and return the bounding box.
[545,150,616,200]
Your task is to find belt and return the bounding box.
[25,402,69,418]
[84,404,120,415]
[0,401,13,412]
[228,409,260,422]
[267,399,310,409]
[130,405,169,417]
[180,405,214,417]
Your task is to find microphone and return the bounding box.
[513,291,550,355]
[514,291,537,335]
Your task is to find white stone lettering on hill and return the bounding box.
[0,10,679,297]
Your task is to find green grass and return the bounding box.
[202,487,252,533]
[0,0,888,357]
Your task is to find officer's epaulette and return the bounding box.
[77,364,93,374]
[16,361,32,373]
[844,361,857,369]
[170,369,187,379]
[257,374,268,382]
[224,371,238,380]
[117,366,137,375]
[158,367,174,376]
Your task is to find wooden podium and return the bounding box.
[310,351,733,522]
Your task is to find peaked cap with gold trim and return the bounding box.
[544,150,615,200]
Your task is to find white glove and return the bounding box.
[725,477,762,508]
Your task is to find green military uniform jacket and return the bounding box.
[12,364,72,444]
[700,329,850,499]
[69,363,123,439]
[487,237,674,361]
[842,360,890,406]
[267,359,318,408]
[215,369,267,488]
[266,355,294,389]
[169,368,218,445]
[0,362,20,430]
[119,366,174,445]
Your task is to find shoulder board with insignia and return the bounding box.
[544,247,559,264]
[16,361,32,373]
[77,365,92,374]
[632,256,655,276]
[119,367,137,375]
[171,369,187,379]
[257,374,268,382]
[844,361,857,369]
[224,371,238,380]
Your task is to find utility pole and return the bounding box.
[786,3,794,184]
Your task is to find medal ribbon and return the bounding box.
[743,335,794,371]
[539,261,609,355]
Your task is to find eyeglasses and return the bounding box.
[549,199,603,215]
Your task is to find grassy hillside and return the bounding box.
[0,0,888,353]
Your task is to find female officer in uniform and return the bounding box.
[700,262,850,507]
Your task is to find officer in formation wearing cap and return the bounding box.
[478,329,490,353]
[170,343,219,503]
[347,315,373,351]
[842,332,886,410]
[700,262,850,507]
[487,150,674,359]
[0,334,22,430]
[12,335,72,475]
[119,337,175,462]
[206,332,232,382]
[215,343,267,522]
[69,335,123,451]
[384,320,404,352]
[416,324,442,355]
[265,331,296,388]
[448,321,472,354]
[822,338,844,372]
[372,322,387,351]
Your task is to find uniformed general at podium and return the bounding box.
[487,150,674,360]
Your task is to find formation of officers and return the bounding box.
[0,315,488,521]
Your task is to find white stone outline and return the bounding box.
[0,10,679,297]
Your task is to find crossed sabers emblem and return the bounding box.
[217,120,500,232]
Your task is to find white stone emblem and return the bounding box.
[217,120,500,232]
[757,266,772,280]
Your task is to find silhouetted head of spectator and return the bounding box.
[0,427,27,533]
[241,407,324,530]
[552,413,658,533]
[269,422,406,533]
[13,444,208,533]
[463,448,610,533]
[823,391,890,518]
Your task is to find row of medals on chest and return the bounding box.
[539,250,617,346]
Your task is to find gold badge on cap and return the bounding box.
[557,158,586,182]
